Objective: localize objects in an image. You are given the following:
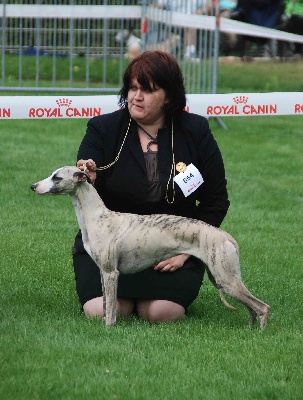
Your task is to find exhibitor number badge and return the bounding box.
[173,163,204,197]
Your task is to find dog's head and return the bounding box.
[30,166,91,196]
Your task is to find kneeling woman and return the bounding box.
[72,51,230,322]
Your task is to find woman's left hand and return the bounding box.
[77,159,97,184]
[154,254,190,272]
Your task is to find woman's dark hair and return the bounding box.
[118,51,186,116]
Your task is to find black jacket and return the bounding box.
[76,109,229,233]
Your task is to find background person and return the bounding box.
[278,0,303,56]
[231,0,284,57]
[72,51,230,323]
[153,0,213,59]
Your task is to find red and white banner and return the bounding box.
[0,93,302,120]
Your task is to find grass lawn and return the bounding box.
[1,55,303,93]
[0,61,302,399]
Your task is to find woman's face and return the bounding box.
[127,78,169,126]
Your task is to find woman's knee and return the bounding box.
[83,297,135,318]
[136,300,185,323]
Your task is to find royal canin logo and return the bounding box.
[28,98,101,118]
[233,96,249,104]
[56,98,73,107]
[206,95,277,116]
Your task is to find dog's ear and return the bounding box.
[73,171,92,184]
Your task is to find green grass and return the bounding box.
[1,54,128,87]
[0,64,303,399]
[217,59,303,92]
[1,54,303,93]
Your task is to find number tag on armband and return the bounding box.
[173,163,204,197]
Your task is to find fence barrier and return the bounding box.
[1,1,219,94]
[1,1,303,94]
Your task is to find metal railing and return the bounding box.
[1,0,219,94]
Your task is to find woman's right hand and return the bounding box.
[77,159,97,184]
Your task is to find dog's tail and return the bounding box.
[219,290,236,311]
[207,270,236,311]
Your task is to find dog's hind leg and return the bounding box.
[207,240,270,329]
[232,286,270,329]
[209,269,264,324]
[224,281,270,329]
[218,278,270,329]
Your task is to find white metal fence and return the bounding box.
[0,0,219,94]
[1,1,303,94]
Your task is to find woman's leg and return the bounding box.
[73,251,134,318]
[73,250,204,322]
[83,296,135,318]
[136,299,185,322]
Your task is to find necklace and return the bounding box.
[137,123,158,152]
[90,117,176,204]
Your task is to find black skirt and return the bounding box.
[72,250,205,310]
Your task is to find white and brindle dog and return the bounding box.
[31,166,270,328]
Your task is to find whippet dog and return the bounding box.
[31,166,270,328]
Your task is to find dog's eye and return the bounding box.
[52,175,62,183]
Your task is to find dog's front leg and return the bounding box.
[102,269,119,326]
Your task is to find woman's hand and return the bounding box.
[154,254,190,272]
[77,159,97,184]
